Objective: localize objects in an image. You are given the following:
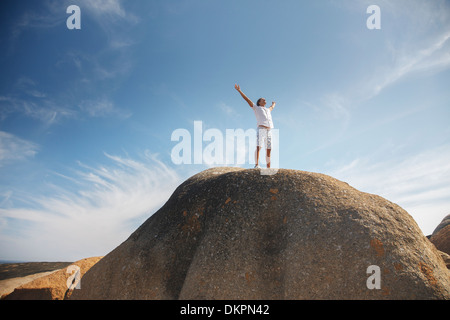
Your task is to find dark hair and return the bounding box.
[256,98,264,106]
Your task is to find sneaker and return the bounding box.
[254,164,261,169]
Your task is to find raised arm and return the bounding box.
[269,101,276,111]
[234,84,254,108]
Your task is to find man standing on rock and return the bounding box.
[235,84,275,168]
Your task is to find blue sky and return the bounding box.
[1,0,449,261]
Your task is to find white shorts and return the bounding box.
[257,127,272,149]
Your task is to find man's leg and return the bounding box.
[255,127,263,168]
[266,129,272,168]
[255,146,261,167]
[266,148,271,168]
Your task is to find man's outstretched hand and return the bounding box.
[235,84,253,108]
[270,101,276,111]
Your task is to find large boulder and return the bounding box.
[71,168,450,299]
[430,214,450,256]
[431,214,450,236]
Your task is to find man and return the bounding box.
[235,84,276,168]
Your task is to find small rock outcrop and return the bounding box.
[71,168,450,299]
[3,257,102,300]
[430,214,450,256]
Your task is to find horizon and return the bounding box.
[1,0,450,262]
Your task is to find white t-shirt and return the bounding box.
[251,103,274,128]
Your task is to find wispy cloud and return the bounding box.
[15,77,47,99]
[295,93,351,156]
[79,97,132,119]
[77,0,139,46]
[303,0,450,155]
[8,1,64,44]
[0,151,182,261]
[0,75,132,124]
[3,1,140,126]
[328,144,450,235]
[78,0,136,21]
[7,0,138,73]
[80,0,127,17]
[316,0,450,106]
[218,102,235,116]
[348,0,450,100]
[0,131,39,167]
[217,102,245,122]
[0,94,75,125]
[10,0,136,35]
[366,31,450,99]
[149,83,189,110]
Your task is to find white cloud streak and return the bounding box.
[79,97,132,119]
[0,152,182,261]
[0,94,75,125]
[305,0,450,155]
[367,31,450,99]
[0,131,39,167]
[0,77,131,124]
[350,0,450,100]
[77,0,139,44]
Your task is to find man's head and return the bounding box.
[257,98,266,107]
